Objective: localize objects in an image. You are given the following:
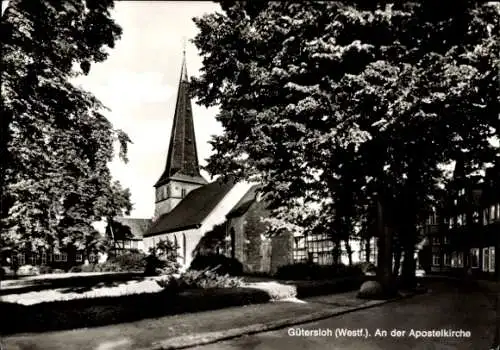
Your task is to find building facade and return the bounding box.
[422,162,500,280]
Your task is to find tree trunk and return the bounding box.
[365,238,371,263]
[332,236,342,265]
[393,240,402,276]
[401,221,418,289]
[377,199,397,296]
[344,240,353,266]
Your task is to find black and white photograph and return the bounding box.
[1,1,499,349]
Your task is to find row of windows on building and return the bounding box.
[114,240,141,250]
[155,186,188,202]
[432,247,495,273]
[14,253,98,265]
[426,203,500,227]
[292,235,378,265]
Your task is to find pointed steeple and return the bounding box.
[155,51,207,189]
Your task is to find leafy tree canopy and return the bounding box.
[1,0,132,253]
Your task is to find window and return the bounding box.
[457,252,464,267]
[41,252,47,265]
[29,254,36,265]
[443,253,451,266]
[54,253,68,262]
[17,253,25,266]
[89,254,96,263]
[432,237,440,245]
[293,248,307,263]
[491,205,496,220]
[497,204,500,220]
[459,188,465,196]
[451,252,457,267]
[490,247,495,272]
[156,187,161,202]
[483,209,489,225]
[76,253,83,262]
[369,238,378,263]
[181,188,187,198]
[483,248,490,272]
[470,248,480,268]
[427,210,437,225]
[432,254,441,266]
[443,236,450,244]
[473,211,479,223]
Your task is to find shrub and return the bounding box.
[354,261,377,275]
[95,262,123,272]
[39,266,52,274]
[144,239,181,276]
[69,265,82,273]
[275,263,363,281]
[157,267,243,293]
[81,264,96,273]
[106,251,147,272]
[51,268,65,274]
[189,254,243,276]
[17,265,40,276]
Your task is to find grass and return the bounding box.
[0,272,145,297]
[0,272,366,335]
[1,278,163,305]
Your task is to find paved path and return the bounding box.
[196,281,497,350]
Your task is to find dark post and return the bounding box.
[377,198,396,296]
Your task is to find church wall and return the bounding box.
[169,182,203,200]
[227,216,246,263]
[229,197,294,274]
[146,181,254,269]
[241,199,271,273]
[154,181,204,218]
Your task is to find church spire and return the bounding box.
[154,50,207,189]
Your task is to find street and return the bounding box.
[196,281,497,350]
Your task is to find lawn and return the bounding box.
[1,276,163,305]
[0,271,365,335]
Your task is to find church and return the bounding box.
[116,53,372,273]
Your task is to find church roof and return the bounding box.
[226,185,261,218]
[145,176,238,237]
[110,217,152,240]
[155,53,207,188]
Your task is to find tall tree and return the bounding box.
[1,0,132,256]
[192,1,499,290]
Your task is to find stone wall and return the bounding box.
[228,198,294,275]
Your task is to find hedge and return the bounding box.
[0,287,270,335]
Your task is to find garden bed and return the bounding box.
[292,276,366,298]
[0,272,366,335]
[0,287,270,335]
[0,272,144,296]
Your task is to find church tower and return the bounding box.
[154,51,207,219]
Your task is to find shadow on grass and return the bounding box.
[0,287,271,335]
[0,273,145,296]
